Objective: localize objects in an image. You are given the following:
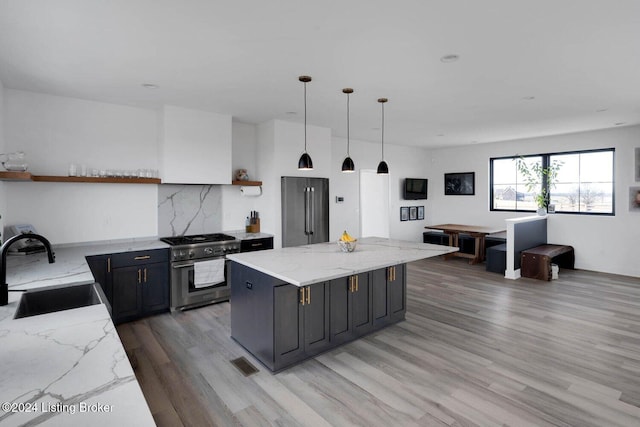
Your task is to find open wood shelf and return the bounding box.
[232,180,262,186]
[0,171,32,181]
[0,172,160,184]
[32,175,161,184]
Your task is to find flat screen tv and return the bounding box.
[404,178,428,200]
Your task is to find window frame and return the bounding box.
[489,148,615,216]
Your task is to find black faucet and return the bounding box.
[0,233,55,306]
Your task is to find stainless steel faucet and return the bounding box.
[0,233,55,306]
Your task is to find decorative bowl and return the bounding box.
[338,239,357,253]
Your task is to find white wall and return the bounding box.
[330,137,431,242]
[221,121,260,231]
[429,125,640,277]
[3,90,158,244]
[253,120,277,239]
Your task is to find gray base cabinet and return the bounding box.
[87,249,169,324]
[330,272,372,344]
[373,265,406,327]
[231,262,406,372]
[274,281,330,370]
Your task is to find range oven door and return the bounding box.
[170,258,230,310]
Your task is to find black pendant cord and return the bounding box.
[304,81,307,152]
[381,100,385,160]
[346,92,350,156]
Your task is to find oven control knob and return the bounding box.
[177,250,185,260]
[204,247,213,255]
[188,250,195,259]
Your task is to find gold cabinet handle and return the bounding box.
[144,268,147,283]
[348,276,353,292]
[138,269,142,284]
[392,266,395,281]
[355,275,359,292]
[134,255,151,260]
[300,287,305,305]
[305,287,311,305]
[107,257,111,273]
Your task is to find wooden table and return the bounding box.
[425,224,505,264]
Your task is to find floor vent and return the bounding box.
[230,357,259,377]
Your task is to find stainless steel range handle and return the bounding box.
[309,187,316,235]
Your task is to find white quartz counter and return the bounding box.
[226,237,457,286]
[223,230,274,240]
[5,238,169,291]
[0,238,165,426]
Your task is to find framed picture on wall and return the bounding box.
[409,206,417,220]
[630,187,640,212]
[445,172,475,195]
[400,207,409,221]
[417,206,425,220]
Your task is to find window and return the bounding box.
[490,148,615,215]
[491,155,542,211]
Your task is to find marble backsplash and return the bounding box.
[158,184,222,237]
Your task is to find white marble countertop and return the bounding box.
[5,238,168,291]
[223,230,274,240]
[0,238,165,426]
[227,237,457,287]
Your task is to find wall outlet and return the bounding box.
[335,196,344,203]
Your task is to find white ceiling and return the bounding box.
[1,0,639,148]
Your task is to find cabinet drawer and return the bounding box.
[111,248,169,268]
[240,237,274,252]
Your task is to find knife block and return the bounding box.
[246,218,260,233]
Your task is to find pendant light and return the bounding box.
[376,97,389,174]
[297,75,313,170]
[341,88,355,173]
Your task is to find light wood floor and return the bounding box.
[117,257,640,426]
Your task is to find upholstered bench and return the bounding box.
[521,244,575,281]
[486,243,507,274]
[423,231,448,245]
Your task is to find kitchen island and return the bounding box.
[227,237,457,372]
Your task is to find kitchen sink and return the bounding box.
[14,282,109,319]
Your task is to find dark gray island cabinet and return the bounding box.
[230,262,406,372]
[227,237,456,372]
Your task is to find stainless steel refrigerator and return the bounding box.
[281,176,329,247]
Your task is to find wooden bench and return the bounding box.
[521,244,575,281]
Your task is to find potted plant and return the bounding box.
[516,157,563,215]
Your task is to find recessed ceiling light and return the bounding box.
[615,122,626,126]
[596,108,608,112]
[437,134,445,137]
[285,111,297,115]
[141,83,159,89]
[522,96,536,101]
[440,54,459,63]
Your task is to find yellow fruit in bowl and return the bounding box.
[338,230,357,252]
[340,230,355,242]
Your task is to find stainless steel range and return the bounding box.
[160,233,240,311]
